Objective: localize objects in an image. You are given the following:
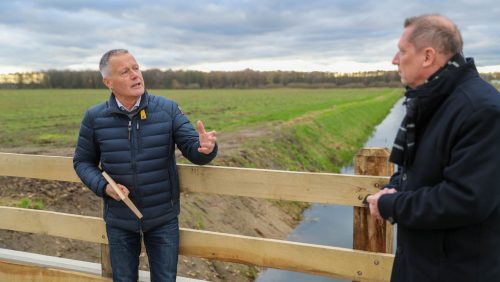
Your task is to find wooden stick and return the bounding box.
[102,171,143,219]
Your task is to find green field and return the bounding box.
[0,88,401,172]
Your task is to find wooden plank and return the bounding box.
[0,207,107,244]
[0,260,111,282]
[0,153,79,182]
[179,164,388,206]
[0,152,388,206]
[102,171,143,219]
[180,228,393,282]
[353,148,394,254]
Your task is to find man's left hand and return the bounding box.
[197,120,217,154]
[366,188,397,220]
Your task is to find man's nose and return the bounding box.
[392,52,400,65]
[130,69,140,79]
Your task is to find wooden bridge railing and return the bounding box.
[0,148,395,282]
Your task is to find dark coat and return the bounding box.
[379,61,500,281]
[73,91,217,232]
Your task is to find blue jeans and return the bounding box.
[106,217,180,282]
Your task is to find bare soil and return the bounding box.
[0,128,307,281]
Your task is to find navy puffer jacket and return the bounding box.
[74,91,217,232]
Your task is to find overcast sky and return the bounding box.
[1,0,499,74]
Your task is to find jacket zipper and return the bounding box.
[137,120,141,153]
[128,117,140,228]
[128,120,132,140]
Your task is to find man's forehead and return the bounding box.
[109,53,138,67]
[398,27,413,48]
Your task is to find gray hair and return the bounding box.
[404,14,463,57]
[99,49,129,78]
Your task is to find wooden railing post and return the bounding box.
[100,201,112,278]
[353,147,394,253]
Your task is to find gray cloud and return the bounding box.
[1,0,499,73]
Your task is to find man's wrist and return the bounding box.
[378,193,399,224]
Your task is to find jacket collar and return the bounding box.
[405,55,477,127]
[107,90,149,116]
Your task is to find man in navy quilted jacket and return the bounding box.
[73,49,217,282]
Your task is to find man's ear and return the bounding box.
[103,77,112,90]
[422,47,436,67]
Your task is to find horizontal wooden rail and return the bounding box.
[181,228,393,282]
[0,153,80,182]
[0,207,393,281]
[179,165,387,206]
[0,152,389,207]
[0,206,107,244]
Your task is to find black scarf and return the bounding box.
[389,54,471,167]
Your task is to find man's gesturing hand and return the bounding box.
[197,120,217,154]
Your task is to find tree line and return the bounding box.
[1,69,499,89]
